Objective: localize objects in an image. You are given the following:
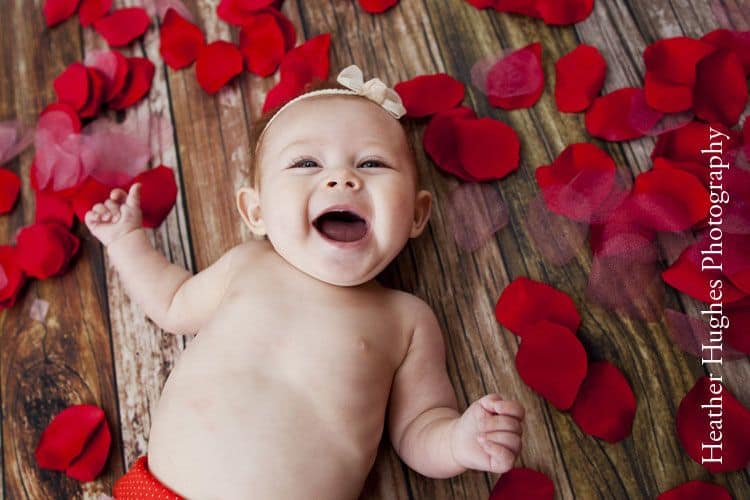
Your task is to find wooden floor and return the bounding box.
[1,0,749,498]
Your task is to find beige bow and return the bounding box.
[336,65,407,119]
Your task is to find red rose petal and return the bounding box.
[16,222,80,279]
[422,106,477,181]
[35,405,104,472]
[554,44,606,112]
[94,7,151,47]
[108,57,156,110]
[516,320,588,410]
[535,143,616,223]
[78,68,107,118]
[394,73,465,118]
[652,120,738,168]
[216,0,282,26]
[570,361,636,442]
[495,276,581,337]
[263,33,331,112]
[0,245,26,310]
[665,309,746,360]
[657,480,732,500]
[676,376,750,472]
[78,0,112,27]
[34,189,75,228]
[455,117,521,180]
[358,0,399,14]
[693,48,748,126]
[259,7,296,51]
[489,467,554,500]
[626,88,694,136]
[643,37,717,113]
[65,418,111,481]
[43,0,80,27]
[585,87,645,141]
[129,165,177,228]
[534,0,594,25]
[239,13,286,77]
[701,29,750,76]
[0,169,21,214]
[726,298,750,354]
[160,7,206,70]
[54,62,90,111]
[485,43,544,110]
[630,169,710,232]
[195,40,244,94]
[723,233,750,293]
[71,177,115,222]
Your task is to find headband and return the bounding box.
[254,64,407,153]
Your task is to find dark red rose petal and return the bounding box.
[71,177,115,222]
[495,276,581,337]
[128,165,177,228]
[726,298,750,354]
[0,245,26,310]
[534,0,594,25]
[652,120,738,167]
[78,68,107,118]
[65,418,111,481]
[263,33,331,112]
[108,57,155,110]
[34,189,75,228]
[258,7,296,51]
[554,44,606,112]
[585,87,645,141]
[570,361,636,442]
[627,88,694,136]
[216,0,282,26]
[676,376,750,472]
[665,308,746,360]
[35,405,105,472]
[630,169,710,232]
[0,168,21,214]
[16,222,80,279]
[486,42,544,110]
[358,0,399,14]
[723,233,750,293]
[701,29,750,76]
[489,467,554,500]
[78,0,112,27]
[455,117,521,180]
[535,143,616,223]
[423,106,477,181]
[84,50,128,102]
[159,7,206,70]
[54,62,90,111]
[239,13,286,77]
[93,7,151,47]
[394,73,465,118]
[693,48,748,126]
[516,320,588,410]
[195,40,244,94]
[464,0,500,9]
[657,480,732,500]
[43,0,80,27]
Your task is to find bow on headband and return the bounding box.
[336,65,407,119]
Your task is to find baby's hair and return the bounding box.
[244,77,421,191]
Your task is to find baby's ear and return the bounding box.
[236,186,267,237]
[409,189,432,238]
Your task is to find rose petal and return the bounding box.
[93,7,151,47]
[0,120,34,164]
[726,298,750,354]
[676,376,750,472]
[108,57,155,110]
[516,320,588,410]
[456,117,520,181]
[34,189,75,228]
[495,276,581,337]
[485,43,544,110]
[629,169,710,232]
[43,0,80,27]
[665,309,746,360]
[627,88,694,136]
[554,44,606,112]
[394,73,465,117]
[85,50,129,102]
[78,0,112,27]
[65,418,111,481]
[54,62,90,111]
[34,405,105,472]
[159,7,206,70]
[129,165,177,228]
[239,13,286,76]
[657,480,732,500]
[78,68,107,118]
[195,40,244,94]
[0,245,26,310]
[534,0,594,25]
[0,169,21,214]
[444,182,508,252]
[652,120,738,166]
[16,222,80,279]
[358,0,399,14]
[489,467,554,500]
[585,87,645,141]
[422,106,477,181]
[693,48,748,126]
[701,29,750,76]
[71,177,116,222]
[570,361,636,442]
[216,0,282,26]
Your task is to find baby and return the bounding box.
[86,65,525,499]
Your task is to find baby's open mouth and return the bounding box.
[313,210,369,243]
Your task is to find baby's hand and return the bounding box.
[84,183,143,247]
[450,394,524,474]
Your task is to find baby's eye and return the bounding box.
[358,160,386,169]
[292,159,320,169]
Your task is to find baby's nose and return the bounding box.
[324,171,361,190]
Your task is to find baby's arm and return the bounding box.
[388,298,525,479]
[85,184,235,335]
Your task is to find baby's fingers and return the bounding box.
[479,395,525,420]
[125,183,141,209]
[480,414,522,435]
[477,436,516,474]
[482,431,522,454]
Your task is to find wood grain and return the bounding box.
[0,0,748,498]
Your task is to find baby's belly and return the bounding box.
[145,326,397,499]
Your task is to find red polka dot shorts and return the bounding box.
[113,455,184,499]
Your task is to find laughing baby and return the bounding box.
[86,64,525,499]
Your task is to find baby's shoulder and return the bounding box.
[387,290,438,335]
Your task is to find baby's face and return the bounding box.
[238,95,432,287]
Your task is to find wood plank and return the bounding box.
[0,1,124,498]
